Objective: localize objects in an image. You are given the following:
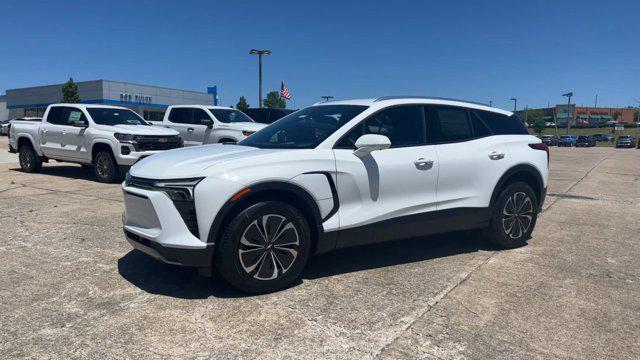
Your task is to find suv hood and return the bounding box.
[130,144,285,179]
[95,124,179,136]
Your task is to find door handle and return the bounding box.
[414,158,434,169]
[489,152,505,160]
[187,128,194,132]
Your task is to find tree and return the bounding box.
[533,118,546,136]
[61,77,81,103]
[263,91,286,108]
[612,112,621,122]
[236,96,250,112]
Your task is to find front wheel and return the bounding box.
[485,182,538,248]
[93,151,119,183]
[18,144,42,173]
[215,201,311,294]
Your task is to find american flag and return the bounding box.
[280,82,291,100]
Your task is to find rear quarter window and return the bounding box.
[477,110,528,135]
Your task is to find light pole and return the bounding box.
[562,92,573,135]
[510,98,517,112]
[249,49,271,108]
[321,95,334,102]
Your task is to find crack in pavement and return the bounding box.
[372,152,613,358]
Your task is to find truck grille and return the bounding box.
[135,135,182,151]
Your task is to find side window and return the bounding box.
[192,108,211,125]
[46,107,67,125]
[477,110,528,135]
[470,111,492,138]
[168,108,193,124]
[66,108,87,125]
[429,106,473,143]
[336,105,426,148]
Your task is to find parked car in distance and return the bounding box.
[9,104,181,182]
[0,120,10,135]
[615,135,637,148]
[149,105,266,146]
[244,107,296,124]
[540,135,558,146]
[590,133,613,142]
[122,96,549,293]
[576,135,596,147]
[558,135,577,147]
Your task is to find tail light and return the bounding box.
[529,142,549,165]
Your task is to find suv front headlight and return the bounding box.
[125,173,203,201]
[114,133,138,143]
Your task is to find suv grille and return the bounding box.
[135,135,182,151]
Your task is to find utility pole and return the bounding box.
[595,94,598,108]
[249,49,271,108]
[562,92,573,135]
[321,95,334,102]
[510,98,517,112]
[488,100,493,107]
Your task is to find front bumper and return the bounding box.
[121,185,213,267]
[116,149,169,166]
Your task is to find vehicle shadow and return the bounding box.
[9,165,101,182]
[117,231,500,299]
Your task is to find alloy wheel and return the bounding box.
[20,148,32,169]
[238,214,300,280]
[96,155,111,178]
[502,192,533,239]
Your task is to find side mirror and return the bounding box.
[201,118,214,128]
[353,134,391,157]
[71,120,88,128]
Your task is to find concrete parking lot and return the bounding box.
[1,135,639,359]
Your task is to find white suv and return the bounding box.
[122,96,549,293]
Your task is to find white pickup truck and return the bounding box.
[9,104,181,182]
[149,105,266,146]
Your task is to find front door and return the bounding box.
[167,108,198,146]
[332,105,439,247]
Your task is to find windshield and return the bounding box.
[87,108,149,126]
[239,105,369,149]
[208,108,254,123]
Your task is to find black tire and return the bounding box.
[18,144,42,173]
[215,201,311,294]
[485,182,538,248]
[93,150,119,183]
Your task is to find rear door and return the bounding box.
[429,106,517,210]
[40,106,68,158]
[167,108,196,146]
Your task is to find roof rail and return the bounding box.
[373,95,489,106]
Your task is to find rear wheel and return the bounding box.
[18,144,42,173]
[93,151,119,183]
[215,201,311,294]
[485,182,538,248]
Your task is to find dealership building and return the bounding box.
[2,79,217,121]
[520,104,636,127]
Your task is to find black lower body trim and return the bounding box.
[125,230,213,267]
[333,207,491,250]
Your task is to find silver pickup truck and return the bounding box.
[9,103,181,182]
[149,105,266,146]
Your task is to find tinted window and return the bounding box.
[168,108,193,124]
[470,111,492,138]
[245,109,268,123]
[46,107,67,125]
[66,109,88,125]
[87,108,147,125]
[209,108,254,123]
[429,106,473,143]
[336,105,426,148]
[192,108,212,125]
[477,110,528,135]
[239,105,368,149]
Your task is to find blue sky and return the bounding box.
[2,0,639,110]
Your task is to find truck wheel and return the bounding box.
[215,201,311,294]
[93,151,119,183]
[485,182,538,249]
[18,144,42,173]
